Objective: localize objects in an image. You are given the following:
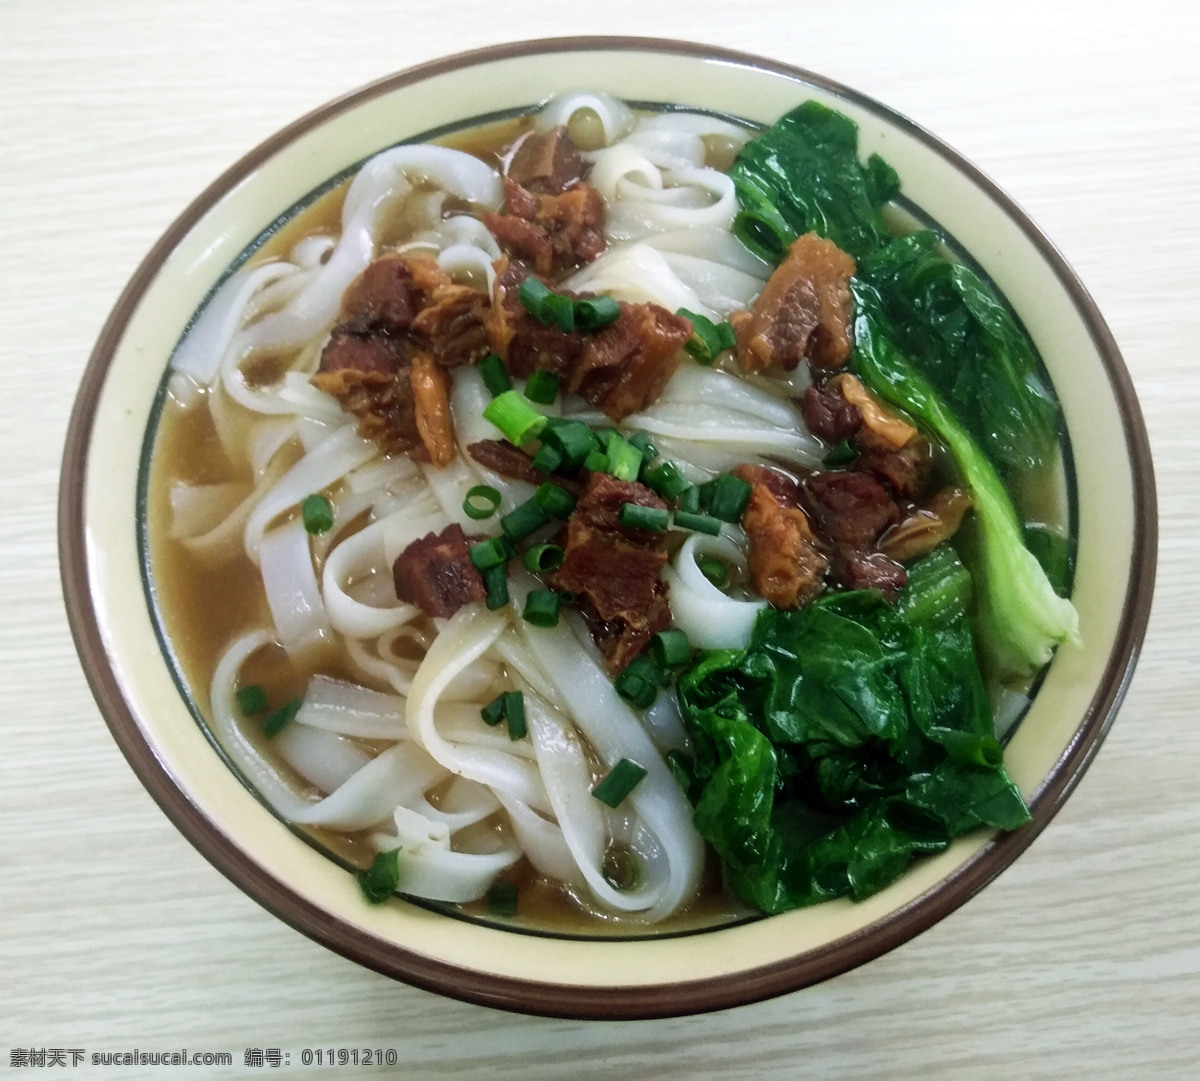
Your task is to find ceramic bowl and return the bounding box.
[59,37,1156,1018]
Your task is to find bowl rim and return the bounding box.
[58,35,1158,1019]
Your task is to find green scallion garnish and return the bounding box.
[642,460,689,500]
[627,430,657,462]
[262,698,302,739]
[483,389,548,446]
[524,369,561,404]
[479,353,511,397]
[523,543,565,573]
[695,553,728,588]
[613,654,660,710]
[235,684,269,716]
[500,498,550,543]
[604,434,643,482]
[522,589,562,628]
[583,450,609,472]
[503,690,527,740]
[462,484,502,520]
[618,502,669,533]
[707,473,753,523]
[677,308,737,365]
[480,694,508,726]
[486,880,519,917]
[541,418,601,470]
[530,443,564,474]
[650,629,692,670]
[678,485,702,514]
[672,510,722,535]
[301,493,334,535]
[482,564,509,611]
[357,849,400,905]
[469,536,513,571]
[591,759,648,808]
[822,439,859,468]
[574,295,621,331]
[533,482,576,519]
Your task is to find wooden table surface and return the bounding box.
[3,3,1196,1078]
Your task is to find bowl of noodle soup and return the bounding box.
[60,38,1155,1018]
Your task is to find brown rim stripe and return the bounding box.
[58,36,1157,1020]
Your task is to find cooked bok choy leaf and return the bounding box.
[850,280,1079,676]
[674,553,1030,914]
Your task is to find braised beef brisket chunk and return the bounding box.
[483,175,606,277]
[738,477,828,608]
[551,473,671,673]
[803,381,863,444]
[310,368,425,457]
[731,232,856,373]
[392,523,486,618]
[318,329,406,376]
[805,470,899,552]
[486,258,588,378]
[569,301,692,422]
[338,254,424,333]
[507,126,587,194]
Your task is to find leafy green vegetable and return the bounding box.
[674,552,1030,914]
[730,100,899,262]
[357,849,401,905]
[850,280,1079,676]
[859,231,1061,473]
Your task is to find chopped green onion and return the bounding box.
[523,543,565,573]
[524,369,561,404]
[601,847,641,891]
[357,849,400,905]
[583,450,608,472]
[627,430,657,462]
[236,684,269,716]
[530,444,564,474]
[483,389,548,446]
[301,493,334,535]
[695,553,728,588]
[591,758,648,808]
[503,690,527,740]
[613,654,660,709]
[541,418,600,470]
[486,880,519,916]
[642,460,689,500]
[262,698,301,739]
[479,353,511,397]
[522,589,562,628]
[678,486,702,514]
[516,276,553,315]
[519,276,576,331]
[469,536,513,571]
[605,434,643,481]
[500,498,549,543]
[618,502,669,533]
[822,439,859,468]
[650,629,692,670]
[543,292,576,332]
[672,510,722,535]
[575,295,621,330]
[462,484,502,520]
[482,564,509,610]
[677,308,736,365]
[480,694,508,726]
[707,473,753,523]
[534,482,576,519]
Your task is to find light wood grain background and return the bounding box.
[3,2,1196,1078]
